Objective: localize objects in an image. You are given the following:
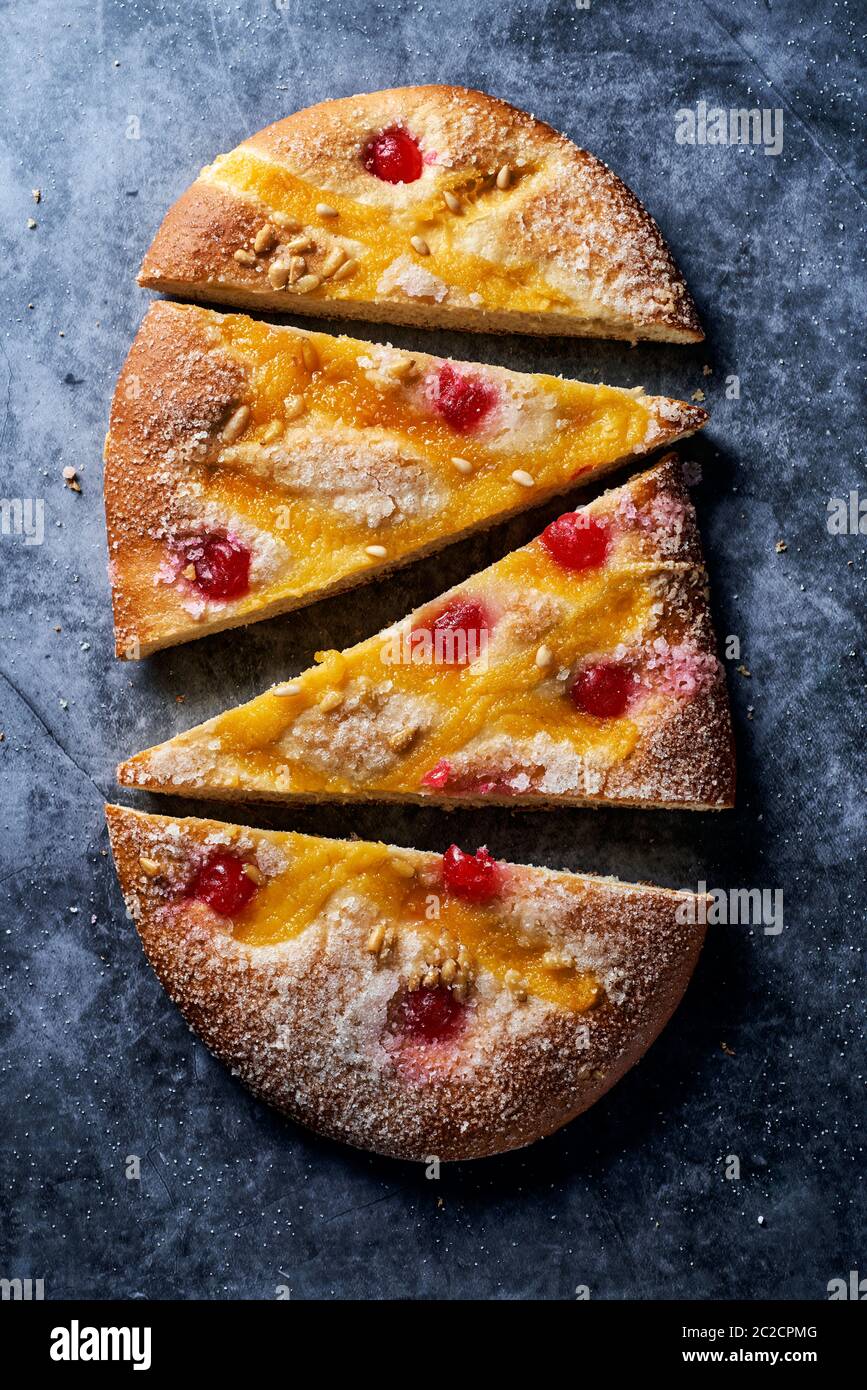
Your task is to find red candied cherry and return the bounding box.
[412,595,490,665]
[541,513,611,572]
[421,758,452,790]
[570,659,635,719]
[189,852,258,916]
[394,985,466,1043]
[181,532,251,601]
[432,363,498,434]
[442,844,501,902]
[362,125,423,183]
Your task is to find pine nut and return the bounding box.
[286,235,314,253]
[233,248,256,266]
[496,164,512,190]
[294,274,321,294]
[511,468,535,487]
[267,259,290,289]
[443,190,462,213]
[261,419,282,443]
[139,856,162,876]
[300,339,320,372]
[320,246,346,278]
[315,202,338,218]
[387,354,417,379]
[242,863,264,885]
[253,223,276,254]
[390,857,416,879]
[387,726,418,753]
[222,404,250,443]
[535,644,554,669]
[452,456,473,474]
[283,393,306,420]
[319,690,343,713]
[272,682,301,697]
[331,257,358,281]
[410,235,430,255]
[364,544,387,559]
[365,924,386,954]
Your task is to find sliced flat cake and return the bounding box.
[138,85,703,342]
[106,805,707,1160]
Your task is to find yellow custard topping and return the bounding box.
[160,536,661,796]
[206,149,571,314]
[228,833,600,1012]
[179,308,659,620]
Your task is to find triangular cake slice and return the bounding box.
[105,301,707,658]
[118,458,735,810]
[106,805,707,1160]
[138,85,703,343]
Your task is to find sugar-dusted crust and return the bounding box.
[104,301,707,659]
[138,86,703,343]
[105,805,707,1161]
[117,457,736,811]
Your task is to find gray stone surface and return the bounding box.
[0,0,864,1300]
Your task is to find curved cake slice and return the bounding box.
[138,85,703,343]
[106,805,707,1160]
[118,457,735,810]
[106,301,707,658]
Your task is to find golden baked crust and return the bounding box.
[104,301,707,658]
[106,805,707,1160]
[118,457,736,810]
[138,86,703,342]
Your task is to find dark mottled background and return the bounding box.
[0,0,864,1301]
